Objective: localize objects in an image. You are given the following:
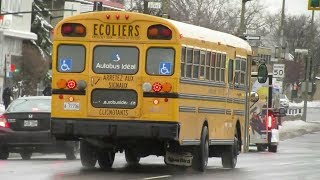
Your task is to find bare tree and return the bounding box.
[12,42,49,96]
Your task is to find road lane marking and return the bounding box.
[144,175,172,179]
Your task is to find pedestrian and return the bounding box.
[42,85,52,96]
[2,87,13,109]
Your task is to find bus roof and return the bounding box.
[167,19,251,52]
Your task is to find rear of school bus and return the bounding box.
[50,11,182,167]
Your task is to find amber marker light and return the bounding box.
[106,14,110,19]
[153,99,159,105]
[162,82,172,92]
[74,24,86,35]
[69,96,74,102]
[148,28,159,37]
[125,14,129,20]
[57,79,67,89]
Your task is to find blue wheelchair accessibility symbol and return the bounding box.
[159,62,172,75]
[59,58,72,72]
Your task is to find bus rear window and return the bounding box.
[146,47,175,76]
[93,46,139,74]
[57,45,85,73]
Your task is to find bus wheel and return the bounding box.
[192,126,209,172]
[221,134,238,168]
[268,145,278,153]
[125,149,140,165]
[20,151,32,160]
[257,145,266,152]
[98,150,115,170]
[0,147,9,160]
[80,140,97,168]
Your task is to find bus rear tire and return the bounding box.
[0,147,9,160]
[98,150,115,170]
[221,135,238,169]
[257,145,266,152]
[80,140,97,168]
[125,149,140,165]
[268,145,277,153]
[192,125,209,172]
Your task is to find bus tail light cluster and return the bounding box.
[142,82,172,93]
[0,115,10,128]
[61,23,86,37]
[147,25,172,40]
[56,79,87,90]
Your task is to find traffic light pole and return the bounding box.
[302,55,311,122]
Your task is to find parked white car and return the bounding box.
[279,94,289,109]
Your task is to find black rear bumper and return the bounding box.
[0,129,72,153]
[51,118,180,141]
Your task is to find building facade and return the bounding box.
[0,0,37,102]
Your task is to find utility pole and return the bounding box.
[238,0,250,36]
[162,0,170,18]
[143,0,149,14]
[302,55,311,122]
[279,0,285,61]
[302,10,315,122]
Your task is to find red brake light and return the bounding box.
[0,115,10,128]
[160,28,172,37]
[267,111,275,129]
[61,24,73,34]
[152,82,162,92]
[61,23,86,36]
[67,79,77,89]
[147,25,172,40]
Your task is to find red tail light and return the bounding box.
[266,111,276,129]
[0,115,10,128]
[61,23,86,37]
[147,25,172,40]
[152,82,162,92]
[67,79,77,89]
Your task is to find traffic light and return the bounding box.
[308,0,320,10]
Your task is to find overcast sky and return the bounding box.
[266,0,312,16]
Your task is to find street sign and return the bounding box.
[148,2,162,9]
[294,49,309,54]
[273,64,285,78]
[245,36,260,40]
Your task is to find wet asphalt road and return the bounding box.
[1,131,320,180]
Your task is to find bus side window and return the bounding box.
[181,47,186,77]
[193,49,200,79]
[200,50,205,78]
[221,54,226,82]
[228,59,234,84]
[205,51,211,80]
[186,48,193,78]
[216,53,221,82]
[210,52,216,81]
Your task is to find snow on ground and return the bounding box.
[0,104,5,114]
[279,120,320,140]
[289,100,320,108]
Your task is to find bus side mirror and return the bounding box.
[250,92,259,102]
[257,63,268,83]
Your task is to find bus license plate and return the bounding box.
[64,102,80,110]
[24,120,38,127]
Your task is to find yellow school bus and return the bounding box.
[51,11,253,171]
